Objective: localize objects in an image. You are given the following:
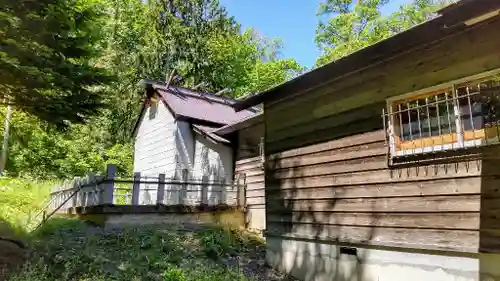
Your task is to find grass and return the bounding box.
[8,219,265,281]
[0,177,52,234]
[0,177,279,281]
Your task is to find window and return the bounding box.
[384,71,500,157]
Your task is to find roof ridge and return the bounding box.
[142,79,261,113]
[144,79,236,104]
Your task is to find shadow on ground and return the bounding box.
[4,218,298,281]
[0,219,27,281]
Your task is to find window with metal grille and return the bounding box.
[383,71,500,158]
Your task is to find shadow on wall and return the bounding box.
[199,146,226,205]
[265,155,377,281]
[479,145,500,280]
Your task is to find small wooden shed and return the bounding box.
[234,1,500,280]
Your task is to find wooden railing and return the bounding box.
[48,165,247,213]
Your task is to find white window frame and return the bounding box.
[386,68,500,157]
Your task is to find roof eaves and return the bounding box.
[192,124,231,145]
[233,0,500,112]
[213,112,264,136]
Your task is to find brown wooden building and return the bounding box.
[232,1,500,280]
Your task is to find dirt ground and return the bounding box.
[0,221,25,281]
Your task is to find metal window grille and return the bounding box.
[382,75,500,158]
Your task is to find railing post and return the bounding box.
[50,184,57,212]
[102,164,116,205]
[71,178,79,208]
[201,175,208,205]
[156,173,165,205]
[237,173,246,208]
[87,173,98,206]
[220,177,226,205]
[132,172,141,205]
[180,169,188,205]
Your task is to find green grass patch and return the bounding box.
[9,221,262,281]
[0,177,279,281]
[0,177,52,235]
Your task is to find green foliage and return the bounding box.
[2,108,133,179]
[315,0,452,66]
[0,0,304,179]
[205,29,305,98]
[0,177,52,232]
[9,223,262,281]
[98,0,305,144]
[0,0,111,126]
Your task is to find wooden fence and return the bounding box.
[48,164,247,213]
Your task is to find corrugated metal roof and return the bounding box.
[146,80,258,125]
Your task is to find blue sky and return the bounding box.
[220,0,412,68]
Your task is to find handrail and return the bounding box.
[29,195,59,226]
[33,178,105,231]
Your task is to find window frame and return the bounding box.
[385,68,500,158]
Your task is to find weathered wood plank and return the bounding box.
[246,182,265,191]
[247,204,265,209]
[245,176,265,185]
[270,131,385,159]
[269,143,385,169]
[267,212,479,230]
[235,156,262,166]
[240,170,264,177]
[266,195,481,213]
[265,177,482,200]
[235,161,262,173]
[266,117,382,154]
[267,104,385,144]
[271,156,387,179]
[245,188,265,198]
[265,18,500,133]
[270,161,483,189]
[266,223,478,253]
[246,196,265,205]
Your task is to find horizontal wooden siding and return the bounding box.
[235,156,265,231]
[265,130,500,253]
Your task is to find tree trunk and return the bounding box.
[0,105,12,175]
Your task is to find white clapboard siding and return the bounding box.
[175,121,195,171]
[133,102,177,204]
[133,101,236,205]
[191,134,234,205]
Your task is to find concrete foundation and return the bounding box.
[246,207,266,232]
[103,209,244,228]
[65,205,245,229]
[266,236,500,281]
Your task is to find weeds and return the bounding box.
[1,177,278,281]
[7,220,265,281]
[0,177,52,233]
